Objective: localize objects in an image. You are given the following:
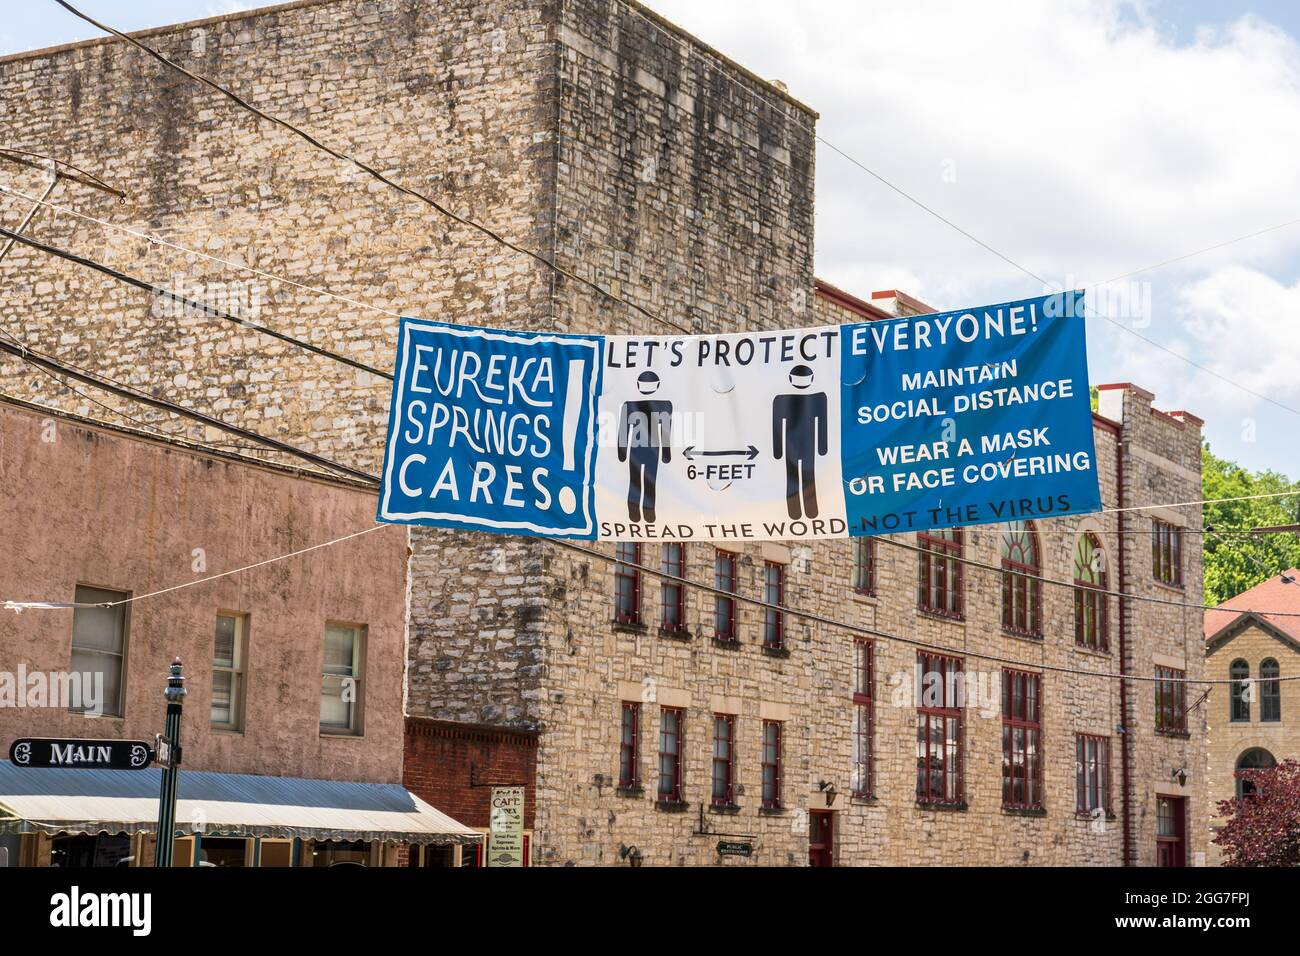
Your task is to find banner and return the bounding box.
[378,291,1100,541]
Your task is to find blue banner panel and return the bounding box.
[377,319,603,538]
[840,291,1100,536]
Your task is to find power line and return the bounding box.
[868,533,1300,618]
[0,224,391,380]
[545,537,1283,686]
[0,146,125,199]
[52,0,692,337]
[0,380,1287,683]
[4,524,393,613]
[0,182,402,320]
[0,334,375,482]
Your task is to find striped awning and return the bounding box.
[0,763,480,845]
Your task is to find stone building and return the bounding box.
[1203,571,1300,864]
[0,0,1206,864]
[0,397,477,866]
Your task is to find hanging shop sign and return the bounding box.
[487,786,526,868]
[378,290,1100,541]
[9,737,155,770]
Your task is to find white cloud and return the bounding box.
[643,0,1300,470]
[1173,266,1300,407]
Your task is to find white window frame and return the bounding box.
[211,611,248,732]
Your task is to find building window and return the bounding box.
[320,623,364,735]
[1002,670,1042,811]
[761,721,783,809]
[1075,734,1111,814]
[1229,659,1251,722]
[762,561,785,650]
[711,714,735,807]
[619,702,641,790]
[1235,747,1277,799]
[714,550,738,643]
[1151,520,1183,587]
[1072,534,1109,651]
[614,542,642,624]
[1154,665,1187,735]
[852,538,876,595]
[917,529,963,618]
[660,543,686,633]
[211,612,247,731]
[1000,521,1041,637]
[69,586,129,717]
[658,707,684,804]
[1261,658,1281,722]
[852,639,874,798]
[916,651,963,806]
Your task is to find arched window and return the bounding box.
[1261,659,1281,723]
[1000,521,1041,637]
[1236,748,1276,799]
[1072,534,1108,651]
[917,529,963,618]
[1229,659,1251,722]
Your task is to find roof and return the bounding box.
[1205,569,1300,648]
[0,764,480,845]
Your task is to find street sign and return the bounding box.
[154,734,180,769]
[9,737,154,770]
[717,841,753,857]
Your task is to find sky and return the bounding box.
[4,1,1300,477]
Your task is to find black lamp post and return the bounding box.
[153,658,186,868]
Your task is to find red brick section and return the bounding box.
[403,717,538,830]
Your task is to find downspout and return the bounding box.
[1117,426,1133,866]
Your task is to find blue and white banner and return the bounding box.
[378,291,1101,541]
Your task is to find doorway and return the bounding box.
[808,810,834,867]
[1156,795,1186,867]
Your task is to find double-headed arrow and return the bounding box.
[682,445,759,461]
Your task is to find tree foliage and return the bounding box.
[1213,759,1300,866]
[1202,443,1300,606]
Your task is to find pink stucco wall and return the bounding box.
[0,399,406,784]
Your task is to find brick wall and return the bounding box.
[403,716,537,830]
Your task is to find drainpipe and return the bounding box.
[1116,425,1133,866]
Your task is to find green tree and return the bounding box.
[1202,443,1300,605]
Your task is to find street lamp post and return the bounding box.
[153,657,186,868]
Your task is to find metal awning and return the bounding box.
[0,763,481,845]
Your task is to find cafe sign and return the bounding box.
[9,737,155,770]
[487,786,525,867]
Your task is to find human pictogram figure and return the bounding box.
[772,364,828,519]
[618,371,673,523]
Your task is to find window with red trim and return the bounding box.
[852,639,874,797]
[1001,669,1042,810]
[1075,734,1111,814]
[658,707,684,803]
[660,543,686,632]
[916,651,963,806]
[619,701,640,790]
[714,550,738,642]
[1000,521,1041,637]
[917,529,963,618]
[1073,534,1109,651]
[614,542,642,624]
[762,561,785,650]
[852,538,876,595]
[761,720,783,809]
[711,714,735,807]
[1155,666,1187,734]
[1152,520,1183,587]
